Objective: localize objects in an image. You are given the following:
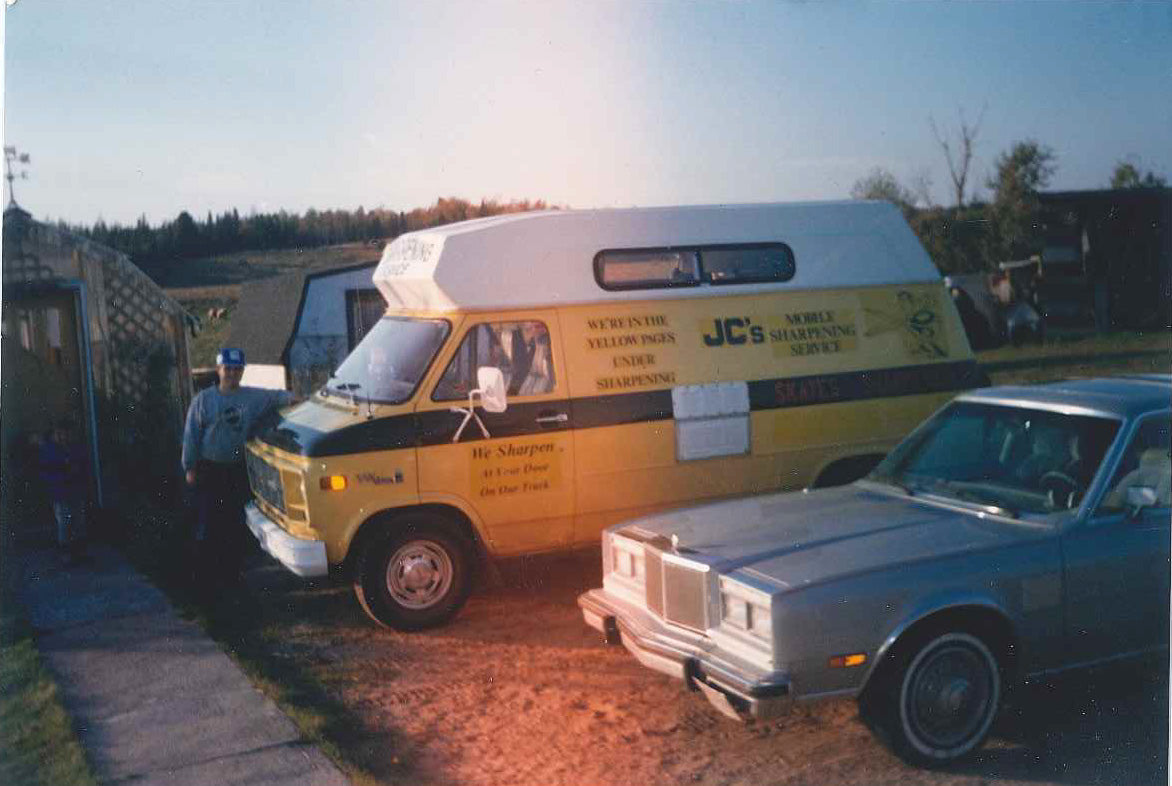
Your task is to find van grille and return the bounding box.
[644,546,708,631]
[246,451,284,513]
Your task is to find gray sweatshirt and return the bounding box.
[181,386,293,471]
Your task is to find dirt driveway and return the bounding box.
[239,549,1167,786]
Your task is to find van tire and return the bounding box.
[860,630,1001,767]
[353,513,474,631]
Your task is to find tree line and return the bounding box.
[851,110,1167,275]
[65,196,554,273]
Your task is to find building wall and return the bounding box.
[2,210,195,526]
[298,267,377,336]
[287,267,378,397]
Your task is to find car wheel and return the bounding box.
[353,514,474,631]
[861,631,1001,767]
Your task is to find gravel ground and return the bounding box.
[240,549,1168,786]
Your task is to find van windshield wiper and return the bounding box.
[334,382,362,411]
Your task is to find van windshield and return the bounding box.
[325,317,449,404]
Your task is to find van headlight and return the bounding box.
[608,533,646,587]
[719,576,772,643]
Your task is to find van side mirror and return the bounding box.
[448,367,507,443]
[1125,485,1158,517]
[476,366,507,414]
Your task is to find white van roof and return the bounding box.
[373,201,941,311]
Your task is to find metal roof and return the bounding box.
[230,260,377,365]
[961,376,1172,419]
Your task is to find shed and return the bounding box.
[2,207,195,538]
[230,261,380,397]
[1038,188,1172,329]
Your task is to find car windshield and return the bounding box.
[869,401,1121,515]
[325,317,449,404]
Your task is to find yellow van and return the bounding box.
[244,201,985,630]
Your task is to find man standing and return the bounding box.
[182,348,292,582]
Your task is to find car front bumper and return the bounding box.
[245,502,329,578]
[578,588,792,721]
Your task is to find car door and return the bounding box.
[415,313,576,555]
[1061,413,1171,665]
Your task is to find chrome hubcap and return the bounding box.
[386,540,453,610]
[906,642,993,751]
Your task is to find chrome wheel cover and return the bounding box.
[900,634,998,758]
[385,539,454,610]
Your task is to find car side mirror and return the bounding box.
[475,366,507,414]
[1125,485,1158,517]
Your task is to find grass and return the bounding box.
[978,328,1170,385]
[156,243,380,290]
[184,300,236,369]
[0,558,98,786]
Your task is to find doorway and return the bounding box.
[1,284,99,540]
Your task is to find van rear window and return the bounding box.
[595,244,794,290]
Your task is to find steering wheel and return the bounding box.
[1039,470,1080,509]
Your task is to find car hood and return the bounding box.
[621,483,1053,592]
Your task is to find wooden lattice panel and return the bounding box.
[1,219,57,283]
[104,255,184,406]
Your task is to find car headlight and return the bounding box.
[608,533,646,587]
[719,576,772,643]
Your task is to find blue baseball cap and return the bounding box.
[216,348,246,367]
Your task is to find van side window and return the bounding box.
[595,250,700,289]
[595,244,794,290]
[701,245,795,284]
[433,321,556,401]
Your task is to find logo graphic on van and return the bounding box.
[862,289,948,359]
[356,471,404,485]
[702,318,766,347]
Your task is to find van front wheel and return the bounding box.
[354,516,473,631]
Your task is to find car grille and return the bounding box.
[644,546,708,631]
[246,451,285,513]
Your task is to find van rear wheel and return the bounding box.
[354,515,473,631]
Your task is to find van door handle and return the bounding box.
[535,412,569,424]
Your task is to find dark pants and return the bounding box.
[192,460,251,581]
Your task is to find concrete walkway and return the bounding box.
[17,544,350,786]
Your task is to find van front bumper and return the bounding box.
[578,589,792,721]
[245,502,329,578]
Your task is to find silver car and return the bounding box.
[579,375,1170,766]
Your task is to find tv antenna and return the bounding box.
[4,146,31,208]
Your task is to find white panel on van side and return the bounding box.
[672,382,750,461]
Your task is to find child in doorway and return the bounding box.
[38,418,90,565]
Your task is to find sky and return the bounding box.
[3,0,1171,227]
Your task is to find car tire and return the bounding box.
[353,514,474,631]
[861,631,1001,767]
